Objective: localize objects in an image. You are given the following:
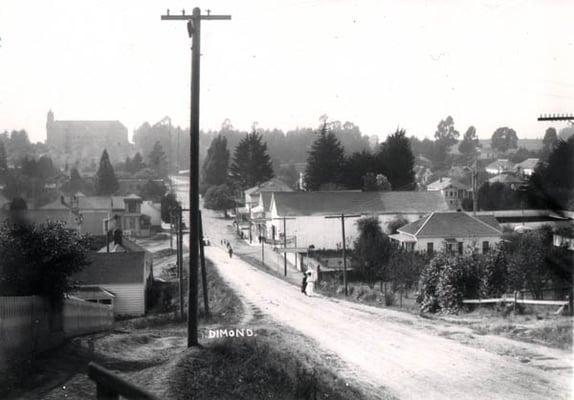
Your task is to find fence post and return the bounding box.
[569,287,574,316]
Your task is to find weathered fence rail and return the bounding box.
[463,290,573,314]
[88,362,159,400]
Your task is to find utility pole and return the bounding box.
[161,7,231,347]
[177,206,184,321]
[272,217,295,276]
[324,214,361,296]
[198,210,209,318]
[471,160,478,216]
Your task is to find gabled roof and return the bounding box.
[488,174,524,184]
[486,159,514,171]
[74,252,146,285]
[245,178,293,196]
[515,158,539,170]
[426,177,469,191]
[398,212,502,238]
[40,195,132,211]
[272,191,448,217]
[261,192,274,212]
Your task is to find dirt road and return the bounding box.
[205,244,573,400]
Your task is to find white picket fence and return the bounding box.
[0,296,113,367]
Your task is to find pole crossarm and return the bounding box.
[324,214,362,219]
[537,114,574,122]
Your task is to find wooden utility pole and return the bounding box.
[198,210,209,318]
[272,217,295,276]
[325,214,361,296]
[161,7,231,347]
[177,207,184,322]
[471,160,478,216]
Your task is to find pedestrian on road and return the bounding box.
[306,269,315,296]
[228,246,233,258]
[301,272,308,295]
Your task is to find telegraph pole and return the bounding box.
[161,7,231,347]
[325,213,361,296]
[272,217,295,276]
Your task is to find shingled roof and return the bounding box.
[74,252,146,285]
[271,191,448,217]
[398,212,502,238]
[245,178,293,196]
[41,195,139,211]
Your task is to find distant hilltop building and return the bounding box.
[46,110,132,169]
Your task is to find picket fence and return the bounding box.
[0,296,113,368]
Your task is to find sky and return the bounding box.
[1,0,573,144]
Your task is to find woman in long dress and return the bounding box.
[306,270,315,296]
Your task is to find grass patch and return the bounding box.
[167,337,368,400]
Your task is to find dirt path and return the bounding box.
[205,245,573,400]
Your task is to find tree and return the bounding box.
[434,116,459,147]
[0,141,8,181]
[139,179,167,202]
[385,215,409,235]
[64,167,84,194]
[526,136,574,210]
[203,184,235,217]
[229,130,274,190]
[161,192,179,223]
[362,172,391,192]
[0,220,91,304]
[541,127,558,160]
[458,126,480,159]
[377,129,416,190]
[202,135,230,186]
[477,182,522,210]
[491,127,518,153]
[304,122,346,191]
[95,149,119,195]
[148,141,168,178]
[131,152,145,173]
[353,217,395,284]
[341,150,376,190]
[276,164,299,190]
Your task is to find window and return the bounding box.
[458,242,464,255]
[100,299,112,305]
[446,243,454,254]
[427,242,434,255]
[482,241,489,254]
[129,217,136,230]
[406,242,415,252]
[127,202,137,213]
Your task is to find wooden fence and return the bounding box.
[0,296,113,368]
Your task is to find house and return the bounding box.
[141,201,162,228]
[243,178,293,212]
[267,191,449,250]
[488,173,524,189]
[38,193,149,237]
[390,211,502,255]
[426,177,471,209]
[485,159,514,175]
[72,238,153,316]
[514,158,539,177]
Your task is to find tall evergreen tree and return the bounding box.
[304,122,346,191]
[131,152,145,172]
[541,127,558,161]
[68,167,84,194]
[148,141,167,178]
[95,149,119,195]
[377,129,416,190]
[0,141,8,182]
[202,135,230,186]
[229,130,274,190]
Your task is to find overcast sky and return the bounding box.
[1,0,573,143]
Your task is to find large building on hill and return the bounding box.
[45,110,131,168]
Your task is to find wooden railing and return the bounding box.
[88,362,159,400]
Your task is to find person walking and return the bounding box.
[306,269,315,297]
[228,246,233,258]
[301,272,308,295]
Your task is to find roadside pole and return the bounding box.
[161,7,231,347]
[177,207,184,322]
[198,210,210,318]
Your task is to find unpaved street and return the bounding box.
[206,244,573,399]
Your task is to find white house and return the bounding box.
[485,159,514,175]
[426,177,471,209]
[514,158,539,177]
[390,211,502,254]
[72,238,153,316]
[267,191,449,250]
